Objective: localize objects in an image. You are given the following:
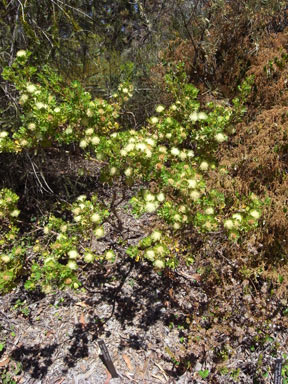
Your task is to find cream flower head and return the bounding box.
[171,147,180,156]
[224,219,234,230]
[84,253,94,263]
[110,167,117,176]
[154,259,165,269]
[95,227,105,238]
[16,50,27,58]
[85,128,94,136]
[151,231,161,242]
[151,117,159,124]
[190,190,201,201]
[68,250,78,259]
[106,250,115,261]
[79,139,88,148]
[91,136,100,145]
[19,94,29,103]
[145,193,155,202]
[157,193,165,202]
[67,260,77,270]
[145,249,155,261]
[91,213,101,223]
[188,179,197,189]
[27,84,37,93]
[145,202,157,213]
[205,207,214,215]
[250,210,260,219]
[156,105,165,113]
[215,133,226,143]
[200,161,209,171]
[124,168,133,177]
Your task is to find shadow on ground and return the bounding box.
[0,152,199,380]
[6,258,198,380]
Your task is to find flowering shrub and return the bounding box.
[0,189,22,293]
[0,188,20,251]
[1,50,128,152]
[0,52,265,293]
[24,194,112,292]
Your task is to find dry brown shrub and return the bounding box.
[206,42,288,297]
[247,29,288,110]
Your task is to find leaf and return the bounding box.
[104,369,112,384]
[79,312,86,329]
[75,301,88,308]
[122,353,134,371]
[169,288,174,299]
[198,369,210,379]
[0,357,10,367]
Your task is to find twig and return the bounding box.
[39,170,54,194]
[16,0,25,21]
[27,154,54,194]
[53,0,94,21]
[154,362,169,381]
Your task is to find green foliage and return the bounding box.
[0,53,264,294]
[198,369,210,379]
[0,188,23,293]
[1,51,128,153]
[0,360,22,384]
[264,52,288,77]
[12,299,30,317]
[24,193,113,291]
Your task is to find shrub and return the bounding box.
[0,52,264,293]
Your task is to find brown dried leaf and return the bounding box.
[104,369,112,384]
[0,357,10,367]
[122,353,134,371]
[54,379,65,384]
[169,288,174,300]
[75,302,88,308]
[79,312,86,329]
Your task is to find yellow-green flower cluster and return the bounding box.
[0,130,12,152]
[131,231,168,268]
[158,201,190,230]
[0,189,20,224]
[223,199,262,240]
[117,83,134,100]
[71,194,107,238]
[2,55,126,152]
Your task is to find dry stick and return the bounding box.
[39,170,54,194]
[27,154,53,194]
[9,7,19,65]
[29,161,45,194]
[121,111,138,129]
[109,190,124,231]
[53,0,94,21]
[118,187,127,206]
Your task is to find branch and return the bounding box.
[135,0,153,33]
